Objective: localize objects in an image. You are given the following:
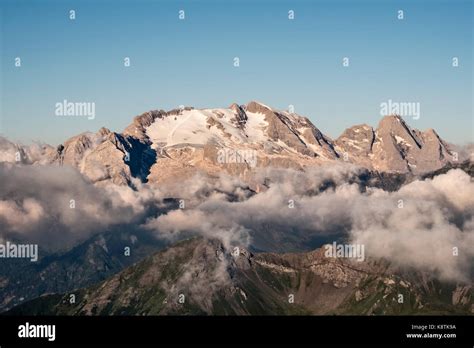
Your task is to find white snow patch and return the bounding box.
[243,111,268,143]
[146,108,270,149]
[344,139,362,150]
[394,135,412,147]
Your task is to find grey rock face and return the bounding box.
[337,115,455,174]
[246,101,338,159]
[123,110,166,142]
[48,127,156,186]
[229,103,248,128]
[335,125,374,155]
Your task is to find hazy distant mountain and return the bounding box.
[0,101,461,186]
[7,237,472,315]
[0,225,172,313]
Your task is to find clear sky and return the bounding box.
[1,0,472,145]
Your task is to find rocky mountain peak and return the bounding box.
[377,114,423,149]
[123,109,166,141]
[333,112,458,174]
[229,102,248,128]
[97,127,112,137]
[378,114,405,126]
[245,100,273,113]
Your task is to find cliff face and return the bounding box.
[336,115,454,174]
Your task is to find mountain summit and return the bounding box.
[335,115,454,173]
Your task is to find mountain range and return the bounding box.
[6,237,472,315]
[0,101,472,316]
[1,101,461,187]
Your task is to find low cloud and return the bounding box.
[1,158,472,282]
[146,165,474,282]
[349,169,474,281]
[0,163,164,250]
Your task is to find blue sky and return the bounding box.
[1,0,472,145]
